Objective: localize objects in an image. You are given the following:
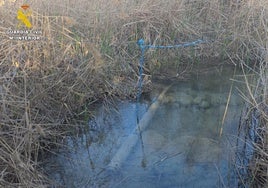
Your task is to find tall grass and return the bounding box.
[0,0,267,187]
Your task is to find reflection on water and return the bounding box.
[44,64,245,187]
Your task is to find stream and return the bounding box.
[44,63,246,188]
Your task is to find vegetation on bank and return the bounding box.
[0,0,267,187]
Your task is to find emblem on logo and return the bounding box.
[17,4,32,28]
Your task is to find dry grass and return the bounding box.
[0,0,267,187]
[237,60,268,187]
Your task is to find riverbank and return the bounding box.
[0,0,267,187]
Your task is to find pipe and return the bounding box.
[107,84,173,170]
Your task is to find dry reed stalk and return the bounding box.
[220,66,236,137]
[237,60,268,187]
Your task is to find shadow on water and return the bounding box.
[44,63,246,188]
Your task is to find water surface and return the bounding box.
[44,64,245,187]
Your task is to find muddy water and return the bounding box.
[44,64,245,187]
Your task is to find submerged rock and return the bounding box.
[193,96,211,109]
[178,93,193,106]
[199,100,210,109]
[163,92,194,106]
[163,91,217,109]
[193,96,203,105]
[162,95,174,103]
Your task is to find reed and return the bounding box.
[0,0,267,187]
